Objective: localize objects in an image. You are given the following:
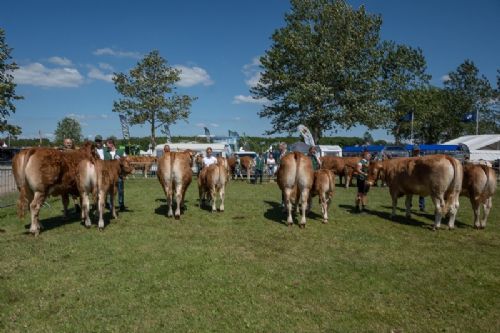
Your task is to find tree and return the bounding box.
[252,0,385,142]
[54,117,82,145]
[0,28,23,129]
[379,41,431,142]
[443,60,498,136]
[362,131,373,144]
[113,50,196,147]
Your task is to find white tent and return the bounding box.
[318,145,342,157]
[444,135,500,161]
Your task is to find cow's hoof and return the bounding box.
[98,227,104,232]
[174,215,180,220]
[322,220,328,224]
[287,223,292,228]
[85,224,91,229]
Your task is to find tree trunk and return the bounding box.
[150,118,156,149]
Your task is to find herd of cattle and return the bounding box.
[10,143,497,235]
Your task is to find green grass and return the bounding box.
[1,178,499,332]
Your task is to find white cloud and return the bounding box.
[242,56,262,88]
[441,74,450,82]
[14,63,84,88]
[232,94,269,105]
[98,62,114,70]
[175,65,214,87]
[209,123,219,127]
[100,114,109,119]
[196,122,207,128]
[88,67,114,82]
[48,56,73,67]
[93,47,142,59]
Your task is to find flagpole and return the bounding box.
[476,108,479,135]
[410,111,414,145]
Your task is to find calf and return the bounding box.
[311,169,335,223]
[367,155,463,230]
[320,156,360,188]
[18,142,97,235]
[157,150,194,219]
[461,163,496,229]
[198,157,228,212]
[78,157,134,229]
[277,152,314,227]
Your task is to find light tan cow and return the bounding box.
[157,150,194,219]
[227,156,255,181]
[461,163,496,229]
[311,169,335,223]
[12,149,31,218]
[277,152,314,228]
[78,157,134,229]
[367,155,463,230]
[320,156,360,188]
[198,157,228,212]
[17,142,97,235]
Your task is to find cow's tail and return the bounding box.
[17,149,37,219]
[444,156,463,214]
[479,164,496,201]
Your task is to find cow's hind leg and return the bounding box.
[97,190,105,230]
[432,195,445,230]
[299,189,309,228]
[471,198,481,229]
[405,195,412,219]
[210,185,217,212]
[174,183,182,219]
[61,193,70,218]
[390,191,398,219]
[481,197,492,229]
[320,192,328,223]
[82,192,92,228]
[284,188,293,226]
[447,194,459,230]
[29,191,45,236]
[219,186,225,212]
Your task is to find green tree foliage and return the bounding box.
[443,60,498,136]
[252,0,428,142]
[54,117,82,145]
[0,28,23,130]
[363,131,374,144]
[113,50,196,148]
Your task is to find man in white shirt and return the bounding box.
[202,147,217,168]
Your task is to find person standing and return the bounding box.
[308,146,321,171]
[94,135,105,159]
[253,153,264,184]
[104,138,127,211]
[163,144,171,154]
[266,152,276,176]
[202,147,217,168]
[277,142,288,208]
[355,151,371,212]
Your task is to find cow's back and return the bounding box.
[462,164,497,201]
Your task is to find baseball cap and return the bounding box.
[94,135,103,142]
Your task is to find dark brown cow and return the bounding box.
[78,157,134,229]
[311,169,335,223]
[461,163,496,229]
[157,150,194,219]
[367,155,463,229]
[277,152,314,227]
[198,157,228,212]
[18,142,97,235]
[320,156,360,188]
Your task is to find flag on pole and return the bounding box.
[204,127,211,143]
[400,112,413,122]
[461,112,476,122]
[118,115,130,140]
[297,124,315,147]
[163,124,172,143]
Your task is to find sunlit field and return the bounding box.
[1,178,499,332]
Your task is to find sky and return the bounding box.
[1,0,499,142]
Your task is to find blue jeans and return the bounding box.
[117,177,124,207]
[419,196,425,210]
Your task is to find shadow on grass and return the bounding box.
[338,204,429,228]
[154,198,191,216]
[380,205,471,229]
[263,200,324,226]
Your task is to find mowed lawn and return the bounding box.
[1,177,499,332]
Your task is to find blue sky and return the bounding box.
[2,0,499,142]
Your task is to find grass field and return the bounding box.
[1,178,499,332]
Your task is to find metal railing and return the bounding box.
[0,166,17,208]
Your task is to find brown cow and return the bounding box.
[320,156,360,188]
[367,155,463,230]
[12,149,31,218]
[311,169,335,223]
[157,150,194,219]
[461,163,496,229]
[18,142,97,235]
[198,157,228,212]
[127,155,157,178]
[227,156,255,181]
[78,157,134,229]
[277,152,314,227]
